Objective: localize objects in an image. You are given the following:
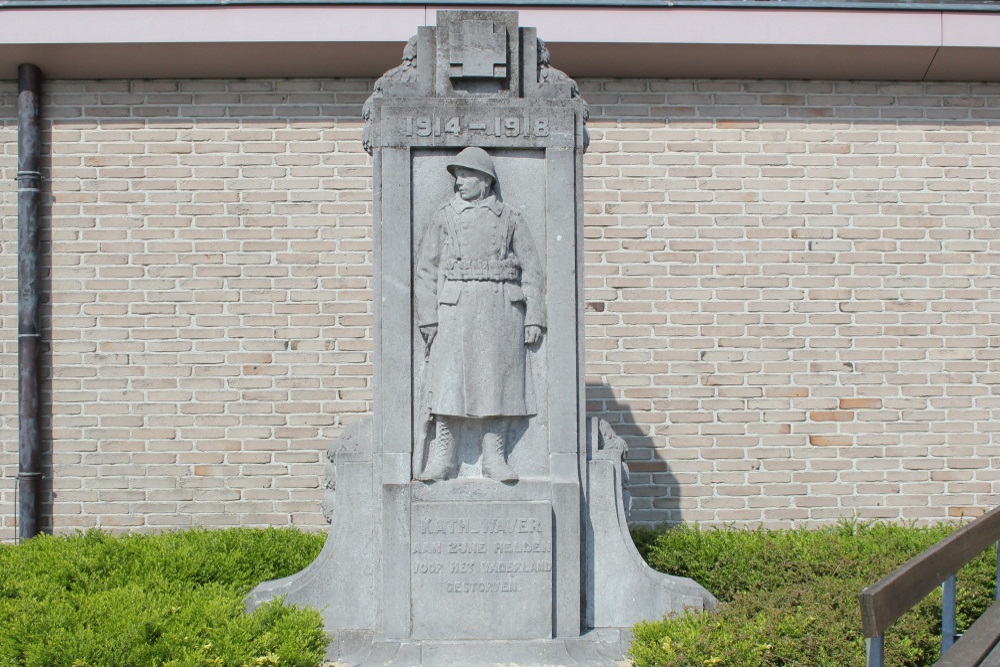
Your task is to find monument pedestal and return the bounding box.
[249,418,716,665]
[248,11,715,665]
[326,632,632,667]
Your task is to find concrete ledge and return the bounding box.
[327,630,633,667]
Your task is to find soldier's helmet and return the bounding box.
[447,147,497,183]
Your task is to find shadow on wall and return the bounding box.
[586,382,680,527]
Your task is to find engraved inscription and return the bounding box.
[418,516,544,535]
[404,114,549,138]
[383,103,576,150]
[411,501,552,639]
[412,517,549,594]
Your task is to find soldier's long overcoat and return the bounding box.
[415,195,545,418]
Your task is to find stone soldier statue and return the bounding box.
[414,147,545,482]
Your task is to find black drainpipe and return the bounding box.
[17,63,42,541]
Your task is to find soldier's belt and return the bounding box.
[442,258,520,281]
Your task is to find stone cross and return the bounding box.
[449,20,507,79]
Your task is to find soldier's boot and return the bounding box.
[481,422,518,483]
[418,418,457,481]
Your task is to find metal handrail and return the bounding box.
[860,506,1000,667]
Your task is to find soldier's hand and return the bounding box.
[525,325,543,345]
[420,324,438,351]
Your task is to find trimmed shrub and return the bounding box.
[630,521,997,667]
[0,528,328,667]
[4,523,994,667]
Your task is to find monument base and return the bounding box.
[247,417,717,666]
[327,630,633,667]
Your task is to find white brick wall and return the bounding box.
[582,79,1000,526]
[1,82,17,539]
[2,77,1000,539]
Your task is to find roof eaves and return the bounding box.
[3,0,1000,11]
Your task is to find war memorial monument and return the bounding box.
[249,10,716,666]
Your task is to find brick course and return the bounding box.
[1,83,15,539]
[2,77,1000,539]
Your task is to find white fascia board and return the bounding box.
[0,5,998,80]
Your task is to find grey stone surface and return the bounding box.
[248,417,375,632]
[411,500,552,639]
[327,632,633,667]
[413,148,545,484]
[584,419,719,630]
[249,10,716,665]
[334,631,631,667]
[321,418,372,523]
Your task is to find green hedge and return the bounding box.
[630,521,997,667]
[3,523,993,667]
[0,528,328,667]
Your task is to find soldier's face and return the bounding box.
[454,168,492,202]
